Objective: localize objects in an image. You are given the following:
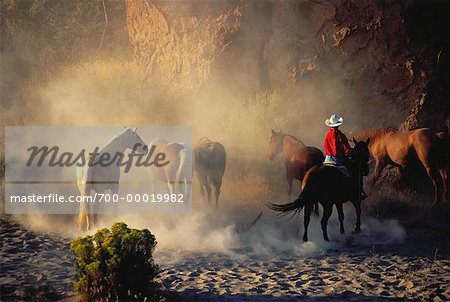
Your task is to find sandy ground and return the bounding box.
[155,249,450,301]
[0,218,74,301]
[1,212,450,302]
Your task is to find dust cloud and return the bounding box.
[1,0,407,253]
[11,199,406,258]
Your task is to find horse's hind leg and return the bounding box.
[336,203,345,234]
[425,166,441,205]
[205,177,212,204]
[212,176,222,209]
[77,203,87,230]
[321,204,333,241]
[86,215,91,231]
[303,203,313,242]
[197,173,207,202]
[352,201,362,233]
[165,165,178,195]
[77,201,91,231]
[88,195,97,230]
[371,160,386,188]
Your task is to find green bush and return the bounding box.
[70,222,159,301]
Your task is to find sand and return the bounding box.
[0,219,74,301]
[1,215,449,302]
[155,246,450,301]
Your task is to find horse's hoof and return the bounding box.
[352,229,361,234]
[340,229,345,234]
[324,237,330,242]
[303,237,308,242]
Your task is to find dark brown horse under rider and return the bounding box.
[268,138,371,241]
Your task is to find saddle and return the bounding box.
[323,163,351,177]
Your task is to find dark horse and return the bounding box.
[267,130,324,200]
[193,137,226,208]
[352,127,448,204]
[268,138,370,242]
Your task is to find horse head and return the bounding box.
[123,127,148,154]
[349,138,371,176]
[267,129,283,161]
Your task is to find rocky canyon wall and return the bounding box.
[125,0,449,131]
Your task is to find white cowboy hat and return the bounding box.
[325,114,344,127]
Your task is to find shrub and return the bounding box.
[70,222,159,301]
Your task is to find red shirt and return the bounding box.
[323,128,350,157]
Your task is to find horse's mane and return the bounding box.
[283,133,306,147]
[352,127,398,142]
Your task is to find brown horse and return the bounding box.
[267,130,324,200]
[268,138,371,242]
[193,137,226,208]
[352,127,448,204]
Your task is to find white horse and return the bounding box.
[148,138,193,201]
[77,128,148,230]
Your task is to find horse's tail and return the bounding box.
[267,164,319,216]
[266,190,307,217]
